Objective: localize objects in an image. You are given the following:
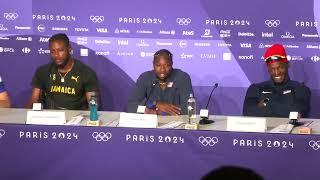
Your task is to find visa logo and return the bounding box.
[240,43,252,48]
[96,28,108,33]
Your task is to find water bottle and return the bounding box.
[89,93,98,121]
[187,93,196,119]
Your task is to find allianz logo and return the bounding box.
[240,43,252,48]
[238,55,254,60]
[306,45,320,49]
[159,30,175,35]
[262,32,273,38]
[16,36,32,41]
[118,40,129,45]
[96,28,108,33]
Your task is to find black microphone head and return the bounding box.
[214,83,218,88]
[152,80,159,86]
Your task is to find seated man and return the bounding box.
[26,33,99,110]
[243,44,311,118]
[127,49,193,115]
[0,75,11,108]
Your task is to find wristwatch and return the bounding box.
[147,100,157,109]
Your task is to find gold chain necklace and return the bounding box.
[159,81,167,85]
[58,70,71,83]
[58,61,74,83]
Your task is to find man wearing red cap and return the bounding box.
[243,44,311,118]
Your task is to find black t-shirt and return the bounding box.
[31,60,99,110]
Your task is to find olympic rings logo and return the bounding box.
[176,18,191,25]
[0,129,5,138]
[4,13,18,20]
[265,20,280,27]
[198,136,219,147]
[309,140,320,151]
[90,15,104,23]
[92,132,112,142]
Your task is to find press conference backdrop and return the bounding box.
[0,0,319,117]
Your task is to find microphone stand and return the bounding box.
[199,83,218,125]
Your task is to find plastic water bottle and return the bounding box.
[187,93,196,119]
[89,93,98,121]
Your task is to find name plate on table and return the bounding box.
[227,116,266,132]
[26,111,66,125]
[119,113,157,128]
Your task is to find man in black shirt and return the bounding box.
[243,44,311,118]
[127,49,193,115]
[27,33,99,110]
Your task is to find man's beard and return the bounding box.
[54,57,70,69]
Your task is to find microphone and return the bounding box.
[137,80,158,113]
[144,80,159,107]
[199,83,218,125]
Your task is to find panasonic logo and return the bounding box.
[302,34,319,38]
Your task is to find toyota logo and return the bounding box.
[92,132,112,142]
[4,13,18,20]
[176,18,191,25]
[198,136,219,146]
[90,15,104,23]
[265,20,280,27]
[309,140,320,150]
[0,129,5,138]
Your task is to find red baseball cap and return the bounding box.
[264,44,288,64]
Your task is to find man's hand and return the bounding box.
[257,99,265,108]
[156,101,181,116]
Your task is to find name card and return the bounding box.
[227,116,266,132]
[26,111,66,125]
[199,109,209,118]
[136,105,146,114]
[119,112,157,128]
